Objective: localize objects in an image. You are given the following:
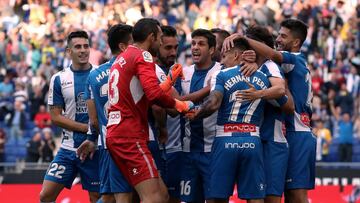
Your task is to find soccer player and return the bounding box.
[40,31,100,203]
[76,24,134,203]
[224,19,315,203]
[192,38,269,203]
[210,28,230,62]
[106,18,193,203]
[154,25,183,203]
[239,26,295,203]
[179,28,222,203]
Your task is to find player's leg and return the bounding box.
[101,194,116,203]
[237,137,265,202]
[179,152,202,203]
[285,132,316,203]
[107,138,168,203]
[207,137,238,202]
[263,140,289,203]
[39,180,65,202]
[40,148,77,202]
[163,151,182,203]
[77,150,101,203]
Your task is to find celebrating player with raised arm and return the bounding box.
[223,19,315,203]
[106,18,193,203]
[193,38,269,203]
[40,31,100,203]
[77,24,134,203]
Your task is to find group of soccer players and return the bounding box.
[39,16,315,203]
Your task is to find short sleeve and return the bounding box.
[212,70,225,94]
[48,75,64,106]
[280,51,296,73]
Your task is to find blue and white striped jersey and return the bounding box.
[281,52,312,132]
[181,62,222,152]
[155,65,183,153]
[84,57,115,149]
[48,66,93,151]
[213,65,270,137]
[259,60,287,143]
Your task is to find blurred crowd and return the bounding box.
[0,0,360,163]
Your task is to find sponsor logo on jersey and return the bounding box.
[107,111,121,126]
[224,123,257,133]
[61,81,73,88]
[142,51,153,63]
[76,92,87,113]
[224,142,256,149]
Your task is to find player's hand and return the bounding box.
[222,33,243,52]
[185,109,198,120]
[158,127,168,145]
[236,80,260,101]
[239,61,258,77]
[160,63,183,93]
[76,140,96,162]
[242,50,257,63]
[174,99,194,113]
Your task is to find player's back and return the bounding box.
[215,66,270,137]
[107,45,158,140]
[259,60,287,142]
[86,58,115,148]
[48,66,92,151]
[281,52,312,132]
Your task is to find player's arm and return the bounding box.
[152,105,168,144]
[193,90,223,119]
[280,86,295,114]
[237,77,286,101]
[172,85,211,103]
[49,105,88,133]
[223,34,283,64]
[47,75,88,133]
[137,52,193,113]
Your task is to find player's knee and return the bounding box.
[39,189,55,202]
[88,192,100,203]
[147,190,169,203]
[102,194,116,203]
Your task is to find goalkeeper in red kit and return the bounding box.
[106,18,193,203]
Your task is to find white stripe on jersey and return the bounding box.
[130,76,144,104]
[294,112,311,132]
[264,60,282,78]
[274,119,287,143]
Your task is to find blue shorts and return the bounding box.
[148,141,166,175]
[99,147,132,194]
[285,131,316,190]
[162,151,183,198]
[180,152,211,202]
[209,136,265,200]
[44,148,100,192]
[263,140,289,196]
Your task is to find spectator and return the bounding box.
[5,100,27,143]
[25,131,42,162]
[0,76,14,98]
[40,128,55,162]
[34,105,51,129]
[314,120,332,161]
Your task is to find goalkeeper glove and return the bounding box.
[174,99,194,113]
[160,63,183,92]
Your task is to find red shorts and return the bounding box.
[106,137,159,186]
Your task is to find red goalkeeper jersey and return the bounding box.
[106,45,175,141]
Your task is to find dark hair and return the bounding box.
[191,29,216,49]
[107,24,133,54]
[132,18,161,43]
[280,19,308,46]
[245,25,274,48]
[66,30,89,46]
[210,28,230,40]
[161,25,177,37]
[233,38,251,52]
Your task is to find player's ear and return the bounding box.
[209,46,215,56]
[118,43,127,52]
[293,38,301,49]
[148,32,155,43]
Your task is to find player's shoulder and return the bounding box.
[212,62,222,71]
[263,60,280,70]
[221,65,239,74]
